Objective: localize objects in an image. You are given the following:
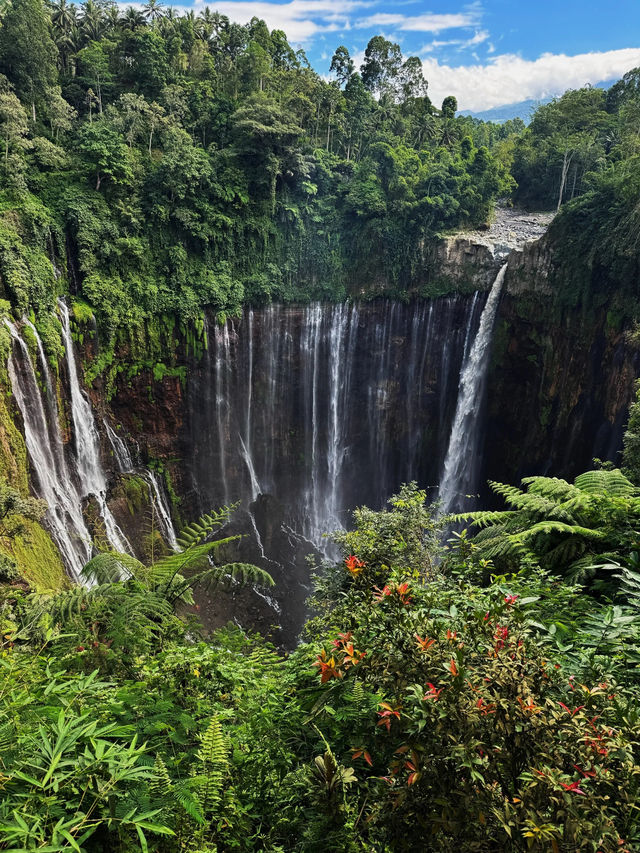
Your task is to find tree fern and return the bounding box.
[574,469,636,496]
[459,469,640,593]
[81,551,148,584]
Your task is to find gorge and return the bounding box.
[3,215,637,645]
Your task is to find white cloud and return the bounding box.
[355,11,478,32]
[423,47,640,112]
[195,0,370,44]
[420,28,489,54]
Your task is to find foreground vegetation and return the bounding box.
[1,477,640,852]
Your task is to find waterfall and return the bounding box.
[143,470,179,551]
[5,321,92,580]
[189,297,485,551]
[58,300,131,554]
[103,419,134,473]
[439,264,508,514]
[104,417,179,551]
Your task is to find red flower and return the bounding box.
[344,555,365,576]
[504,594,519,605]
[423,682,443,701]
[446,629,457,642]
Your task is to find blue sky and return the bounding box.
[183,0,640,110]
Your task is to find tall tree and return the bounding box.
[0,0,58,121]
[330,46,354,88]
[360,36,402,100]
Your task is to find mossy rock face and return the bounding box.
[6,517,67,591]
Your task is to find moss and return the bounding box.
[71,298,95,326]
[8,518,68,591]
[115,474,149,516]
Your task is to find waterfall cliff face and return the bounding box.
[6,320,93,580]
[4,226,638,645]
[439,264,507,513]
[5,309,180,580]
[186,296,486,546]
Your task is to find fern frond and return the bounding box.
[175,505,238,550]
[197,562,275,591]
[149,537,243,590]
[81,552,147,584]
[521,476,577,501]
[489,481,572,520]
[194,716,228,818]
[574,469,636,496]
[452,511,517,529]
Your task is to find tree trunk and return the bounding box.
[557,149,573,212]
[95,171,101,191]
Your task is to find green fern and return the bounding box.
[81,551,147,584]
[459,469,640,590]
[574,469,636,496]
[175,505,238,551]
[193,716,229,818]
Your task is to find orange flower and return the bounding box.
[344,555,366,576]
[449,658,459,677]
[415,634,435,652]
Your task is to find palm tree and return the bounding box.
[104,4,121,33]
[79,0,105,41]
[121,5,146,31]
[50,0,77,71]
[50,0,76,35]
[196,7,215,41]
[143,0,164,25]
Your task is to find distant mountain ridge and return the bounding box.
[460,79,616,124]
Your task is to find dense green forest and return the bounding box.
[0,0,636,339]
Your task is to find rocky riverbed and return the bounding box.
[455,206,555,257]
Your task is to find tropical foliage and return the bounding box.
[2,483,640,851]
[0,0,514,343]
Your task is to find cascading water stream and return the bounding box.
[103,419,134,473]
[5,320,92,580]
[103,418,179,551]
[439,264,508,514]
[58,300,132,554]
[144,470,179,551]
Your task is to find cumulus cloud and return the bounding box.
[424,47,640,112]
[195,0,369,44]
